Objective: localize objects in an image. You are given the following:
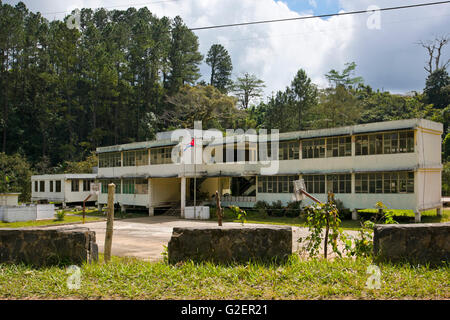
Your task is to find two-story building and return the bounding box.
[96,118,443,222]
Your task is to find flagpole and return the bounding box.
[194,135,196,220]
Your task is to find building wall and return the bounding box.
[95,119,443,212]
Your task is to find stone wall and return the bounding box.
[0,227,98,266]
[168,226,294,264]
[0,204,55,222]
[373,223,450,265]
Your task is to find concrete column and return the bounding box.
[181,176,186,218]
[351,209,359,221]
[351,135,356,156]
[437,206,443,217]
[148,178,153,216]
[120,204,126,213]
[415,210,421,223]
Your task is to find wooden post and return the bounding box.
[104,183,115,263]
[215,190,223,226]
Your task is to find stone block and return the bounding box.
[373,223,450,265]
[0,227,98,266]
[168,226,294,264]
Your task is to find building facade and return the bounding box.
[31,174,97,206]
[95,119,443,222]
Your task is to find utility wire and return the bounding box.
[189,1,450,31]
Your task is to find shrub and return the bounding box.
[334,199,351,220]
[268,200,284,217]
[284,201,302,218]
[55,210,65,221]
[254,200,269,217]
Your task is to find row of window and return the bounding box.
[257,172,414,194]
[258,176,297,193]
[98,130,416,168]
[100,179,148,195]
[355,172,414,194]
[355,131,414,155]
[34,180,94,193]
[34,180,62,193]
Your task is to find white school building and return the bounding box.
[94,118,443,222]
[31,174,98,206]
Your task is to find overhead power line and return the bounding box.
[189,1,450,31]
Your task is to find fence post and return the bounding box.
[104,183,115,263]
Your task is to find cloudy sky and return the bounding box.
[4,0,450,98]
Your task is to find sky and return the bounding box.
[4,0,450,99]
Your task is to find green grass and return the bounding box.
[210,208,450,230]
[0,255,448,299]
[0,216,101,228]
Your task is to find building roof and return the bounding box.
[31,174,97,180]
[96,118,443,154]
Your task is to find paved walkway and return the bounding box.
[56,216,358,261]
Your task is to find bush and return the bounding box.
[55,210,65,221]
[284,201,302,218]
[254,200,269,217]
[334,199,351,220]
[268,200,284,217]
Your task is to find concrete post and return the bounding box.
[148,178,154,217]
[148,207,154,216]
[351,209,358,221]
[437,206,443,217]
[415,210,421,223]
[181,176,186,218]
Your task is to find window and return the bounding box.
[303,175,325,193]
[123,151,136,167]
[71,180,79,192]
[98,152,121,168]
[326,137,352,157]
[83,180,92,192]
[100,180,121,194]
[50,181,54,192]
[356,131,414,156]
[123,179,135,194]
[150,147,173,165]
[34,181,38,192]
[279,141,299,160]
[302,139,325,159]
[135,179,148,194]
[55,180,61,193]
[355,171,414,194]
[136,150,149,166]
[326,174,351,193]
[258,176,296,193]
[39,181,45,192]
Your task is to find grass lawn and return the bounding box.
[210,208,450,231]
[0,255,448,299]
[0,216,102,228]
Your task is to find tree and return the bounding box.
[0,152,33,202]
[424,68,450,109]
[417,35,450,75]
[164,85,243,130]
[325,62,364,88]
[232,73,265,109]
[206,44,233,93]
[286,69,318,130]
[166,16,203,94]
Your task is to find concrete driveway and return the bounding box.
[69,216,357,261]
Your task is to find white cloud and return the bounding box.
[4,0,450,97]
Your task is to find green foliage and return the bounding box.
[229,205,247,225]
[62,152,98,174]
[342,220,374,258]
[206,44,233,93]
[442,162,450,196]
[424,68,450,110]
[325,62,364,88]
[267,200,284,217]
[284,201,302,218]
[0,152,33,202]
[55,210,65,221]
[232,73,265,109]
[298,202,342,259]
